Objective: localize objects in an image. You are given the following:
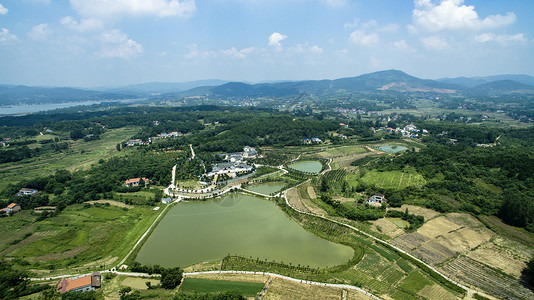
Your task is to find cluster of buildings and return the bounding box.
[154,131,183,139]
[16,188,39,196]
[374,124,427,139]
[302,137,322,144]
[208,146,257,178]
[126,139,150,147]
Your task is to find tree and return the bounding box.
[161,267,183,289]
[116,143,121,151]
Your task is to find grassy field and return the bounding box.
[0,127,139,189]
[319,145,368,157]
[0,203,158,275]
[179,278,264,297]
[347,170,426,190]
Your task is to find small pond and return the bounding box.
[377,145,409,153]
[244,181,286,195]
[287,160,322,174]
[136,194,354,268]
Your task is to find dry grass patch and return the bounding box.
[121,277,160,290]
[446,213,489,231]
[389,205,440,221]
[436,228,492,254]
[263,278,372,300]
[416,216,461,239]
[307,185,317,199]
[467,237,532,279]
[87,200,133,209]
[183,260,223,273]
[418,284,457,300]
[286,187,310,213]
[371,218,404,238]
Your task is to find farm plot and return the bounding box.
[397,271,433,295]
[467,237,532,278]
[418,284,457,300]
[411,240,456,265]
[415,216,461,239]
[370,218,404,238]
[436,228,492,254]
[390,232,429,251]
[180,278,264,297]
[121,277,160,290]
[263,277,372,300]
[358,170,426,189]
[389,205,440,221]
[440,256,534,300]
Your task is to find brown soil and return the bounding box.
[87,200,133,209]
[389,205,440,221]
[416,216,461,239]
[370,218,404,238]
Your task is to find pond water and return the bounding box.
[377,145,409,153]
[244,181,286,195]
[136,194,353,268]
[287,161,322,174]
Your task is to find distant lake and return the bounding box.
[0,99,139,116]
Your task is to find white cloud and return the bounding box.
[70,0,196,19]
[220,47,256,59]
[393,40,414,51]
[344,19,359,29]
[350,30,379,46]
[184,43,217,59]
[0,4,8,15]
[309,45,323,54]
[0,28,17,43]
[28,23,52,40]
[268,32,287,51]
[61,16,104,32]
[421,35,449,50]
[97,29,143,59]
[475,33,527,45]
[412,0,516,32]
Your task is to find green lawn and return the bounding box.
[325,145,368,156]
[0,127,139,189]
[398,271,433,295]
[1,203,158,273]
[179,278,264,297]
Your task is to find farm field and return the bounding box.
[263,277,373,300]
[179,278,265,297]
[347,170,426,190]
[0,203,158,275]
[318,145,369,157]
[0,127,139,189]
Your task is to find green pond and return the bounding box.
[377,145,408,153]
[136,194,353,268]
[244,181,286,195]
[288,160,322,174]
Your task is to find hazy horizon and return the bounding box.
[1,0,533,87]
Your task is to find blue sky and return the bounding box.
[0,0,533,87]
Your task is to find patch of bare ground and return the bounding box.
[416,216,461,239]
[263,277,372,300]
[296,182,327,215]
[183,260,223,273]
[440,256,534,300]
[286,187,310,213]
[467,237,533,279]
[186,272,267,283]
[332,196,356,204]
[86,200,133,209]
[307,185,317,199]
[446,213,486,230]
[412,240,456,265]
[35,245,89,262]
[437,228,492,254]
[370,218,404,238]
[389,205,440,221]
[0,231,58,256]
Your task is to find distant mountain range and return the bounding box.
[2,71,533,106]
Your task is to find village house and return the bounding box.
[16,188,39,196]
[57,272,101,294]
[207,162,253,178]
[1,203,21,215]
[124,177,150,187]
[367,194,387,207]
[242,146,257,158]
[126,139,150,146]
